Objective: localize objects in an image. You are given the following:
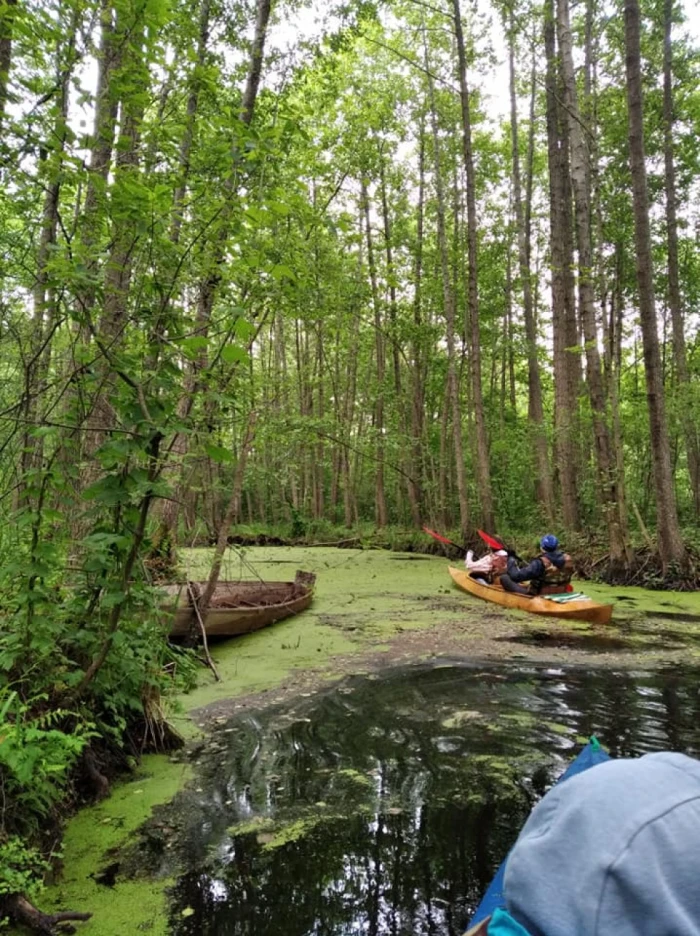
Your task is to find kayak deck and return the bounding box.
[449,566,613,625]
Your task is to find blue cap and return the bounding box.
[540,534,558,551]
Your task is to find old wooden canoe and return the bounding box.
[160,570,316,638]
[449,566,613,625]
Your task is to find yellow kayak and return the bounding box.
[449,566,613,625]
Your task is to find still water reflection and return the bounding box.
[166,663,700,935]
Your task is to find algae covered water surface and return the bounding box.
[161,661,700,936]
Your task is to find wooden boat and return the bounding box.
[160,570,315,638]
[465,738,610,933]
[449,566,613,625]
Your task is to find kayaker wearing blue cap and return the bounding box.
[499,534,573,595]
[466,750,700,935]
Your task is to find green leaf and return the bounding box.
[270,264,296,283]
[205,444,232,464]
[220,345,248,365]
[234,318,255,341]
[179,336,209,359]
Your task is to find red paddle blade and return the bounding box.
[477,529,504,550]
[422,526,457,548]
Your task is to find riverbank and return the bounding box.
[190,524,700,589]
[31,547,700,935]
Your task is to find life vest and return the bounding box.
[538,553,573,587]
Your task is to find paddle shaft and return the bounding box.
[423,526,523,563]
[422,526,466,553]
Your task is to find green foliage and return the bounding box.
[0,690,93,835]
[0,838,50,903]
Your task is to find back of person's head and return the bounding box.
[504,751,700,935]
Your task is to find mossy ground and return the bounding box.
[31,546,700,935]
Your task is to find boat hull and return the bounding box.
[160,572,315,638]
[449,566,613,625]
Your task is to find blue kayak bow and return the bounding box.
[466,738,610,932]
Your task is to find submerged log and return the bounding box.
[3,894,91,935]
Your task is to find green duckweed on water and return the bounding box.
[173,546,469,718]
[36,757,190,936]
[31,546,700,935]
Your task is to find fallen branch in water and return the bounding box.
[3,894,92,935]
[187,581,220,682]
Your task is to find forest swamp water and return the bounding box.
[33,547,700,935]
[136,662,700,936]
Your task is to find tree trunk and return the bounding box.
[170,0,211,246]
[557,0,628,564]
[75,0,122,333]
[379,161,401,396]
[624,0,685,565]
[508,16,554,521]
[3,893,91,936]
[662,0,700,516]
[189,413,257,626]
[361,179,389,528]
[0,0,17,131]
[425,37,470,539]
[544,0,579,531]
[20,13,78,493]
[451,0,493,532]
[408,120,427,527]
[609,246,632,565]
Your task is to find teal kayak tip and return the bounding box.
[590,735,601,750]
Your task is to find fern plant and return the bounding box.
[0,691,95,838]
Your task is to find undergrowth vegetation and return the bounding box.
[0,483,197,927]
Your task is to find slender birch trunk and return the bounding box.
[425,35,470,539]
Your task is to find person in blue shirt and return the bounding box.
[466,750,700,935]
[499,535,573,595]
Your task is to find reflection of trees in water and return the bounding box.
[173,796,529,935]
[169,664,700,936]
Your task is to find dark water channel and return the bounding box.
[161,663,700,935]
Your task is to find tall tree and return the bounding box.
[623,0,685,564]
[557,0,629,565]
[507,12,554,521]
[361,177,389,528]
[424,44,470,538]
[159,0,273,541]
[661,0,700,516]
[544,0,580,531]
[451,0,494,532]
